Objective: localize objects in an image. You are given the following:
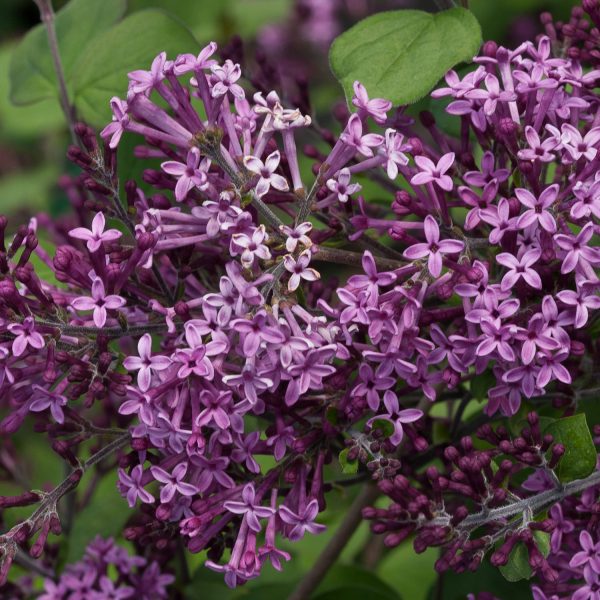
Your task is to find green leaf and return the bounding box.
[339,448,358,474]
[9,0,126,105]
[329,8,482,106]
[313,588,397,600]
[371,418,395,438]
[543,413,597,483]
[499,532,550,582]
[470,368,495,402]
[70,9,199,126]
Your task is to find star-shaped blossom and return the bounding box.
[128,51,166,95]
[465,73,517,115]
[561,123,600,161]
[30,385,67,424]
[223,483,275,532]
[340,114,384,157]
[283,251,320,292]
[210,59,245,99]
[69,212,122,253]
[118,465,154,508]
[403,215,464,277]
[173,42,218,75]
[123,333,171,392]
[410,153,455,191]
[517,125,558,162]
[280,222,312,253]
[243,150,289,197]
[7,316,44,357]
[161,148,209,202]
[100,97,128,149]
[557,281,600,328]
[150,463,198,504]
[496,249,542,291]
[326,168,361,203]
[279,499,326,541]
[71,278,126,328]
[570,531,600,572]
[367,391,423,446]
[515,185,558,233]
[380,128,410,180]
[351,81,392,124]
[554,222,600,274]
[231,224,271,267]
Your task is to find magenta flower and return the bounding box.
[381,128,410,179]
[517,125,558,163]
[570,531,600,572]
[231,224,272,267]
[284,251,320,292]
[161,147,209,202]
[515,185,558,233]
[554,222,600,274]
[279,499,326,541]
[496,249,542,291]
[280,222,312,253]
[403,215,464,277]
[243,150,289,198]
[119,386,156,426]
[7,316,44,357]
[123,333,171,392]
[173,42,218,75]
[557,282,600,328]
[71,278,126,328]
[128,51,166,95]
[351,81,392,124]
[149,463,197,504]
[367,391,423,446]
[68,212,122,253]
[561,123,600,161]
[340,114,384,157]
[223,483,275,533]
[465,73,516,115]
[118,465,154,508]
[476,319,517,362]
[326,168,361,203]
[30,385,68,424]
[100,97,128,148]
[210,59,245,99]
[410,152,455,191]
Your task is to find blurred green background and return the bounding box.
[0,0,580,598]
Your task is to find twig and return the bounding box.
[287,482,379,600]
[33,0,77,145]
[14,547,55,579]
[313,245,407,271]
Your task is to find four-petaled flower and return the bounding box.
[340,114,384,157]
[410,152,455,191]
[223,483,275,532]
[367,391,423,446]
[284,251,320,292]
[161,147,209,202]
[352,81,392,124]
[515,185,558,233]
[118,465,154,508]
[71,278,126,328]
[149,463,198,504]
[124,333,171,391]
[243,150,289,198]
[69,212,122,253]
[30,385,68,424]
[496,249,542,291]
[403,215,464,277]
[8,316,44,357]
[326,168,361,203]
[279,499,326,541]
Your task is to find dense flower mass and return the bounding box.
[2,1,600,596]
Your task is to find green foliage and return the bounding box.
[499,532,550,582]
[329,8,482,107]
[544,413,597,482]
[9,0,126,105]
[339,447,359,474]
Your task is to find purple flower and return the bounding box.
[119,386,156,426]
[150,463,197,504]
[340,114,384,157]
[284,251,320,292]
[571,531,600,572]
[279,499,326,541]
[549,503,574,553]
[517,126,558,162]
[403,215,464,277]
[173,42,218,75]
[30,385,68,423]
[231,225,272,267]
[161,148,209,202]
[124,334,171,392]
[128,51,166,95]
[280,222,312,253]
[476,318,517,362]
[100,97,128,148]
[554,222,600,274]
[243,150,289,198]
[465,73,516,115]
[69,212,122,252]
[223,484,275,532]
[7,316,44,357]
[367,391,423,446]
[496,249,542,291]
[326,168,361,203]
[515,185,558,233]
[410,152,455,191]
[71,278,126,328]
[347,250,396,301]
[118,465,154,508]
[380,128,409,179]
[352,81,392,124]
[557,281,600,329]
[210,59,245,99]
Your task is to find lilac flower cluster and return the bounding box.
[1,2,600,593]
[39,537,173,599]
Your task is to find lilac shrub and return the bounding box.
[2,0,600,596]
